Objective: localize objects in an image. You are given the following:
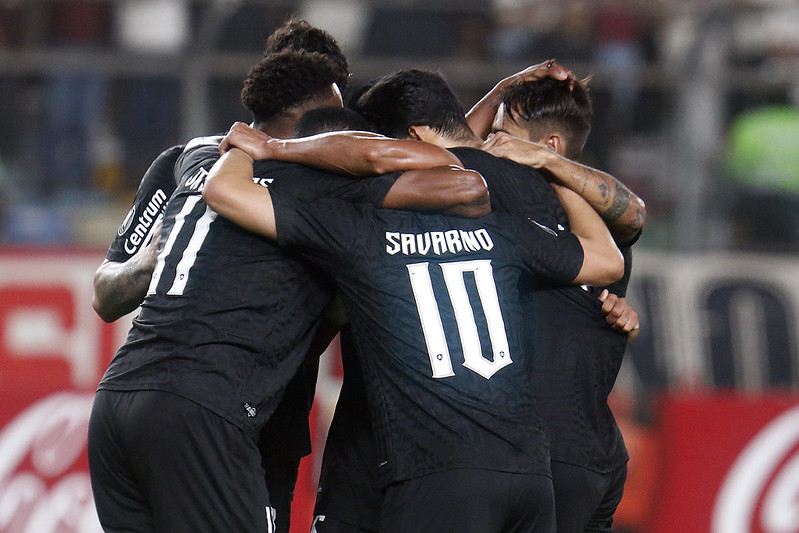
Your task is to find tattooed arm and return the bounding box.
[483,132,645,244]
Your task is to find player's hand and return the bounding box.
[220,122,274,159]
[501,59,573,89]
[598,289,640,342]
[482,132,552,169]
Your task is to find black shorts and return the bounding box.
[263,459,300,533]
[550,461,627,533]
[381,469,555,533]
[88,390,276,532]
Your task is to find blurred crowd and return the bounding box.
[0,0,797,250]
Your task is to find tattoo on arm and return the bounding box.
[604,185,631,222]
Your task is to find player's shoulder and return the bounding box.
[158,144,186,160]
[175,135,224,170]
[184,135,224,152]
[451,146,543,176]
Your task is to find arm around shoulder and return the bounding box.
[203,148,278,239]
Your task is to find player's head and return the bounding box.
[263,18,350,90]
[354,69,477,145]
[241,49,343,133]
[493,77,593,160]
[292,106,374,138]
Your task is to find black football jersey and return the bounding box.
[527,254,632,473]
[98,137,394,437]
[455,146,630,473]
[275,195,584,484]
[106,145,183,262]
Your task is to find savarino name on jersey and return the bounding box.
[385,229,494,257]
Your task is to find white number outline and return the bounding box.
[407,259,512,379]
[148,195,217,296]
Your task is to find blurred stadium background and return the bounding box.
[1,1,798,532]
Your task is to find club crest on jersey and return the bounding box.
[385,229,494,256]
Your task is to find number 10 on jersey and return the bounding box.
[407,259,512,380]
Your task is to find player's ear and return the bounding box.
[408,125,436,143]
[546,133,566,156]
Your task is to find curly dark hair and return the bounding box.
[500,77,593,159]
[263,18,349,89]
[241,49,341,125]
[354,69,473,142]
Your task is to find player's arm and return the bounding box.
[219,123,489,218]
[483,132,646,244]
[466,60,573,139]
[92,145,180,322]
[220,121,460,176]
[382,165,490,218]
[598,289,641,342]
[555,184,624,287]
[204,148,278,239]
[204,148,490,235]
[92,216,162,322]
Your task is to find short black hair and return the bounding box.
[264,18,349,89]
[500,77,593,159]
[241,49,341,125]
[354,69,473,141]
[293,106,374,137]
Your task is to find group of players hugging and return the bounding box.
[87,17,645,533]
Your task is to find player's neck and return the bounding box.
[446,133,482,149]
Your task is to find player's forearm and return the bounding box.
[382,166,490,218]
[466,87,504,140]
[92,260,152,322]
[263,133,460,177]
[543,152,646,243]
[204,149,277,239]
[555,185,624,286]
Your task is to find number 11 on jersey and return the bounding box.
[407,260,512,380]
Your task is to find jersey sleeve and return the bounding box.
[257,160,398,207]
[311,170,399,207]
[105,145,183,262]
[273,194,367,273]
[514,216,584,285]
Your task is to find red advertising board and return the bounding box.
[0,248,329,533]
[0,249,116,532]
[653,392,799,533]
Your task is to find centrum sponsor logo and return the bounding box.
[712,403,799,533]
[123,189,168,255]
[0,392,101,532]
[385,229,494,256]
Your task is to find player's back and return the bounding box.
[99,138,389,435]
[527,277,630,473]
[275,196,585,485]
